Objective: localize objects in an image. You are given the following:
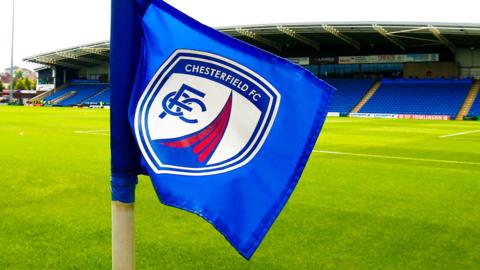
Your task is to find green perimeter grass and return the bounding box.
[0,106,479,269]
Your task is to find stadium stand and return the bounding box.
[56,84,109,106]
[359,79,473,118]
[469,94,480,116]
[83,88,111,105]
[22,24,480,121]
[43,88,72,103]
[325,78,375,115]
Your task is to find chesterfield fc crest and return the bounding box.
[134,50,281,175]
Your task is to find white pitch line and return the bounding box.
[75,130,110,136]
[325,120,353,123]
[313,150,480,166]
[439,130,480,138]
[79,133,109,136]
[75,129,109,133]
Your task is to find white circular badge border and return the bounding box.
[134,49,281,176]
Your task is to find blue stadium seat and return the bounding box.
[324,78,375,114]
[83,88,111,105]
[56,84,109,106]
[43,88,72,102]
[360,79,472,118]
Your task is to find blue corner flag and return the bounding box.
[111,0,334,259]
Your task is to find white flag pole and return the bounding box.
[112,201,135,270]
[9,0,15,102]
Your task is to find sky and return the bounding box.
[0,0,479,71]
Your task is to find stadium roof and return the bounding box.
[24,41,110,69]
[24,22,480,68]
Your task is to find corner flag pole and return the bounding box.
[111,0,141,268]
[9,0,15,102]
[112,201,135,270]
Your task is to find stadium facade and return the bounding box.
[23,22,480,119]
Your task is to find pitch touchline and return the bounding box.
[313,150,480,166]
[439,130,480,138]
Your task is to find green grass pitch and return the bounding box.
[1,106,479,269]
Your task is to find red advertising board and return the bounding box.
[397,114,451,120]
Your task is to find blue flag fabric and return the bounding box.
[111,0,334,259]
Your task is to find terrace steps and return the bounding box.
[56,84,109,106]
[85,87,110,101]
[82,87,111,105]
[455,80,480,120]
[31,83,70,102]
[53,91,76,105]
[350,80,381,113]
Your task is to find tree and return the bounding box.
[15,78,26,90]
[14,70,23,80]
[0,80,4,91]
[24,78,33,90]
[9,69,37,90]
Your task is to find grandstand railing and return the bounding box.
[55,83,110,106]
[52,91,76,105]
[31,83,71,102]
[82,87,110,105]
[350,81,381,114]
[458,80,480,119]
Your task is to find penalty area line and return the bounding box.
[438,130,480,138]
[313,150,480,166]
